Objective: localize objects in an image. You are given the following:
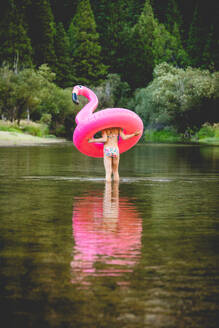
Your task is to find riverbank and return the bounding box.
[144,124,219,146]
[1,129,219,148]
[197,137,219,146]
[0,131,67,146]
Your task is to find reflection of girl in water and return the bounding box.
[88,128,141,182]
[103,181,119,222]
[71,183,142,283]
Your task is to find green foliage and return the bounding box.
[186,3,218,70]
[91,0,145,74]
[145,127,182,143]
[0,66,76,137]
[70,0,108,85]
[0,120,49,137]
[120,0,189,89]
[68,19,77,56]
[0,64,57,122]
[21,124,49,137]
[144,123,219,144]
[94,73,131,109]
[0,0,218,138]
[128,0,156,87]
[186,5,203,68]
[54,22,74,87]
[165,0,183,34]
[134,62,219,132]
[36,86,76,137]
[50,0,77,28]
[152,22,188,68]
[0,125,21,133]
[0,66,18,121]
[37,63,56,82]
[40,113,52,125]
[202,26,215,70]
[191,123,219,145]
[53,124,66,137]
[213,124,219,138]
[196,123,215,139]
[0,0,217,89]
[0,1,33,69]
[27,0,56,68]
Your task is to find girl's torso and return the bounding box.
[104,128,120,148]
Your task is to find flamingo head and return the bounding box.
[72,85,84,105]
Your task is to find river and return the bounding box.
[0,143,219,327]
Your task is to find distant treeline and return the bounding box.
[0,0,218,138]
[0,0,218,89]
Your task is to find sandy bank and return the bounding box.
[0,131,67,146]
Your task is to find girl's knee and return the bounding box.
[112,162,119,172]
[112,165,118,173]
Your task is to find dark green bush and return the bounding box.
[196,123,215,139]
[145,128,182,143]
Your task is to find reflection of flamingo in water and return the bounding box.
[71,183,142,283]
[72,85,143,157]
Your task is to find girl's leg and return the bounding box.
[112,155,120,182]
[104,155,112,182]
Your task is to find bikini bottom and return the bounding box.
[104,147,119,158]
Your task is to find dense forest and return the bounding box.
[0,0,218,139]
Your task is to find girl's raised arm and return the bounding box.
[88,130,107,143]
[120,129,141,140]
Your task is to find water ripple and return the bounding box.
[21,175,219,183]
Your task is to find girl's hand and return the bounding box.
[88,138,93,143]
[134,130,141,136]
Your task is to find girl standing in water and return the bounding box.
[88,128,141,182]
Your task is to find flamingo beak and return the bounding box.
[72,91,79,105]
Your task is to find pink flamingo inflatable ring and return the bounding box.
[72,85,143,158]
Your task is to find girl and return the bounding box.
[88,128,141,182]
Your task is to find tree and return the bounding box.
[93,73,131,110]
[124,0,156,88]
[0,64,56,123]
[0,66,18,121]
[165,0,183,34]
[0,0,32,69]
[93,0,126,72]
[68,18,77,58]
[152,0,169,22]
[54,22,75,88]
[50,0,78,28]
[202,25,219,71]
[121,0,188,89]
[186,4,203,68]
[90,0,144,74]
[134,63,219,132]
[69,0,108,86]
[152,21,188,68]
[164,0,189,67]
[27,0,56,68]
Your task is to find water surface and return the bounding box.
[0,143,219,327]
